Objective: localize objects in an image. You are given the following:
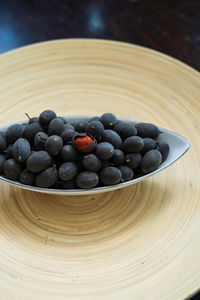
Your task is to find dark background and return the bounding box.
[0,0,199,298]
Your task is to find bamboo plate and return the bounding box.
[0,39,199,300]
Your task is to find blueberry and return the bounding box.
[82,154,102,172]
[102,129,122,148]
[35,167,58,188]
[89,116,100,122]
[135,122,160,139]
[45,135,63,156]
[5,124,23,144]
[0,155,6,174]
[0,131,6,139]
[61,129,76,144]
[12,138,31,163]
[109,149,125,166]
[59,162,78,181]
[74,121,88,133]
[58,116,67,124]
[34,132,49,150]
[96,142,114,160]
[23,123,44,144]
[19,170,35,185]
[125,153,142,169]
[65,124,74,130]
[0,135,6,153]
[28,117,39,124]
[3,158,22,180]
[25,113,39,124]
[26,151,52,173]
[123,136,144,153]
[48,118,65,136]
[86,121,104,138]
[140,150,162,173]
[3,144,13,158]
[100,113,118,129]
[39,110,57,126]
[156,142,169,162]
[114,122,137,140]
[61,145,79,162]
[142,138,157,154]
[76,171,99,189]
[100,166,122,186]
[118,165,134,182]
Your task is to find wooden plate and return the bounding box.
[0,39,199,300]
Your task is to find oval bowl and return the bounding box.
[0,116,190,195]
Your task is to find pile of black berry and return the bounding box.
[0,110,169,189]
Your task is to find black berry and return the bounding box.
[100,166,122,185]
[76,171,99,188]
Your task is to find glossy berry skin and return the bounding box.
[89,116,100,122]
[125,153,142,169]
[23,123,44,144]
[142,138,157,154]
[74,121,88,133]
[0,131,6,139]
[114,122,137,140]
[110,149,125,166]
[59,162,78,181]
[76,171,99,189]
[86,121,104,138]
[5,124,23,144]
[118,165,134,182]
[82,154,102,172]
[35,167,58,188]
[123,136,144,153]
[34,132,49,150]
[45,135,63,156]
[140,150,162,173]
[26,151,52,173]
[61,145,79,162]
[100,113,118,129]
[61,129,76,144]
[28,117,39,124]
[19,171,35,185]
[39,110,57,126]
[0,155,6,174]
[3,158,22,180]
[4,144,13,158]
[48,118,65,136]
[58,117,67,124]
[0,135,6,153]
[100,166,122,186]
[135,122,160,139]
[96,142,114,160]
[102,130,122,149]
[156,142,169,162]
[12,138,31,163]
[65,124,74,130]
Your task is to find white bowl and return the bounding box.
[0,116,190,195]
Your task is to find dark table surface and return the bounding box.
[0,0,199,298]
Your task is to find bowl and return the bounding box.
[0,116,190,195]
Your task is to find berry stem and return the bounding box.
[25,113,31,120]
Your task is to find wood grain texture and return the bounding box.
[0,39,199,300]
